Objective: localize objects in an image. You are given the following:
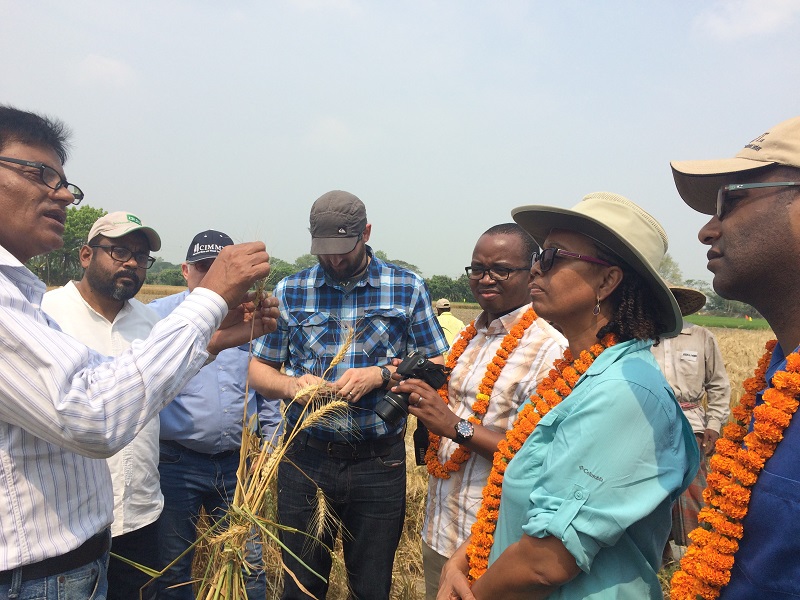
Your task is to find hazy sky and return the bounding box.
[2,1,799,283]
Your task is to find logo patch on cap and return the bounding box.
[127,214,142,226]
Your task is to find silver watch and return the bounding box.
[454,419,475,443]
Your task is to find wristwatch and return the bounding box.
[379,365,392,388]
[453,419,475,444]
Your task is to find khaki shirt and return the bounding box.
[651,321,730,434]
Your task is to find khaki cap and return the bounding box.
[671,116,800,214]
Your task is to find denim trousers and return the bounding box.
[0,554,108,600]
[155,443,266,599]
[277,437,406,600]
[107,521,158,600]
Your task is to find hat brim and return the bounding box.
[310,236,360,256]
[671,158,777,215]
[669,286,707,317]
[102,226,161,252]
[512,204,682,338]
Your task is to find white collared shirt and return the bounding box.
[42,281,163,537]
[422,305,567,557]
[0,244,226,569]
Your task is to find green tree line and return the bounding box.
[28,205,759,318]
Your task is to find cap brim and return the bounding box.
[671,158,778,215]
[512,204,682,338]
[669,286,707,317]
[102,226,161,252]
[310,236,359,255]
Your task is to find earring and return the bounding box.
[593,296,601,316]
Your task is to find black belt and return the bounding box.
[0,529,110,584]
[160,439,238,460]
[290,430,403,460]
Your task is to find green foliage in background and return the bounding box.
[27,205,107,285]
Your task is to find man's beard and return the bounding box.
[320,248,368,282]
[85,265,143,302]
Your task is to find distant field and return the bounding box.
[136,284,185,304]
[687,314,770,330]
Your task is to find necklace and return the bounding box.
[466,333,619,582]
[670,340,800,599]
[425,307,538,479]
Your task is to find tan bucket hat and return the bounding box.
[671,116,800,214]
[667,283,706,317]
[512,192,682,338]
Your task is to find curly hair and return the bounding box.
[592,245,667,345]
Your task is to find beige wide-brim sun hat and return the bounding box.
[512,192,683,338]
[671,116,800,214]
[668,284,707,317]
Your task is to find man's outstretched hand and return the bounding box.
[207,292,279,355]
[198,242,271,308]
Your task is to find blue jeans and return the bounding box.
[0,554,108,600]
[155,443,266,600]
[277,437,406,600]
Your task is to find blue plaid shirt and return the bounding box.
[253,247,448,441]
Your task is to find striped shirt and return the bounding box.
[422,305,567,557]
[252,247,449,441]
[0,244,226,570]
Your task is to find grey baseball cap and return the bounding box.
[309,190,368,255]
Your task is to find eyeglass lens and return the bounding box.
[532,248,557,272]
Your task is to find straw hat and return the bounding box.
[667,284,706,317]
[512,192,682,338]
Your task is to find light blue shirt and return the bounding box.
[490,339,698,599]
[149,290,282,453]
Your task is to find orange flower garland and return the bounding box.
[425,307,538,479]
[670,340,800,600]
[465,333,619,582]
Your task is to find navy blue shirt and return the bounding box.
[721,343,800,599]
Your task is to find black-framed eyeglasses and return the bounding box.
[716,182,800,220]
[532,247,613,273]
[190,259,215,273]
[89,245,156,269]
[0,156,84,204]
[465,265,530,281]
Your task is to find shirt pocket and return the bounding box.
[359,308,408,359]
[288,310,335,358]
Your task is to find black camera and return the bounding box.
[373,351,449,426]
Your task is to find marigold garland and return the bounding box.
[465,333,619,583]
[670,340,800,600]
[425,308,538,479]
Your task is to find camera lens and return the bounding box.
[374,391,409,425]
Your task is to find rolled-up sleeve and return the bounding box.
[509,377,688,572]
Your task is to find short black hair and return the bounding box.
[481,223,538,264]
[0,105,71,164]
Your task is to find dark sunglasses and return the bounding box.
[716,182,800,220]
[532,247,612,272]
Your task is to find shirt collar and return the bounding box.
[475,303,532,334]
[315,245,380,290]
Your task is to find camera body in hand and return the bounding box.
[373,351,449,426]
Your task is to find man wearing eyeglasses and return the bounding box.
[671,115,800,598]
[0,105,275,598]
[41,211,164,600]
[148,230,278,600]
[397,224,566,599]
[249,190,449,600]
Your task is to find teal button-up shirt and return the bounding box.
[490,339,698,599]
